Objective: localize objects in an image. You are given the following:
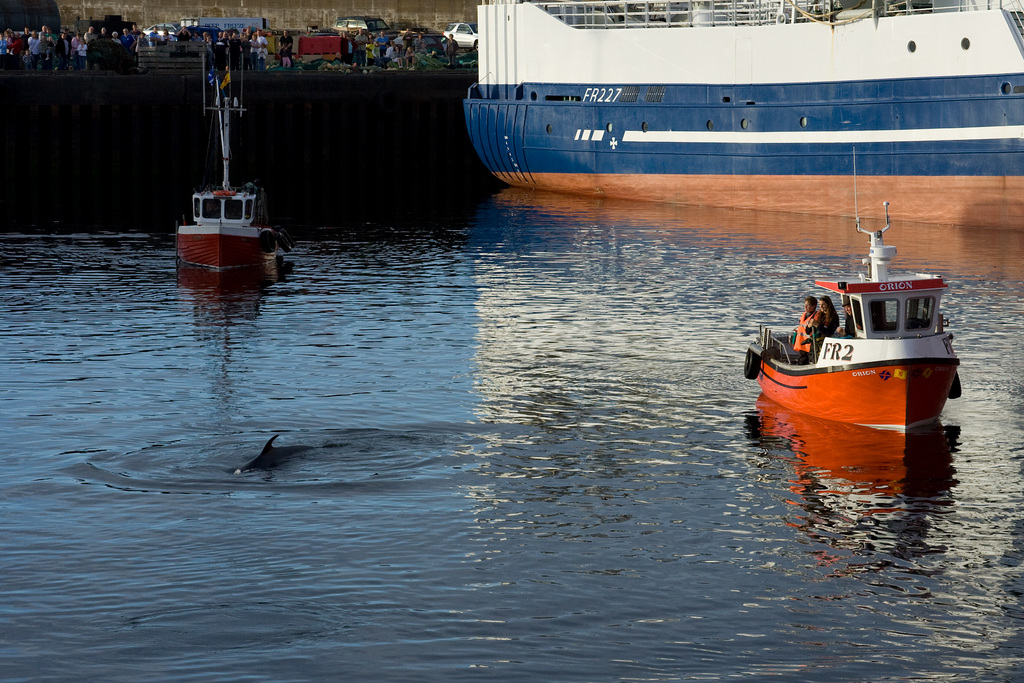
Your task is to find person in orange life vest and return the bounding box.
[793,295,819,364]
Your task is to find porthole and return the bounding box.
[641,122,649,132]
[961,37,970,50]
[800,116,808,128]
[1003,82,1013,94]
[531,91,538,101]
[907,40,916,53]
[740,118,749,129]
[606,122,613,132]
[546,124,552,134]
[706,120,714,131]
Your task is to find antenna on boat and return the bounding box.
[853,146,861,233]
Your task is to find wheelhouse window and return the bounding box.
[244,199,254,220]
[905,296,935,330]
[224,199,243,220]
[852,299,864,332]
[202,198,221,219]
[193,198,201,219]
[869,299,899,333]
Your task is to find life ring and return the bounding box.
[212,190,236,196]
[259,229,277,253]
[743,348,761,380]
[948,371,962,399]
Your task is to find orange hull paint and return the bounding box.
[501,173,1024,229]
[756,359,958,429]
[176,229,276,270]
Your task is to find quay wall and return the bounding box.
[57,0,479,34]
[1,71,500,230]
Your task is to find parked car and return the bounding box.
[418,33,448,57]
[392,28,446,52]
[143,23,180,38]
[443,22,478,51]
[334,16,393,36]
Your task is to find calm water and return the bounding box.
[3,190,1024,681]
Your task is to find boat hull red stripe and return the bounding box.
[176,228,275,270]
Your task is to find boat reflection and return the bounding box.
[175,259,289,324]
[749,396,960,574]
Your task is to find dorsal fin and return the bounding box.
[259,434,279,456]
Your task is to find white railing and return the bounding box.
[483,0,1024,28]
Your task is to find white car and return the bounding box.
[444,22,478,51]
[143,23,180,37]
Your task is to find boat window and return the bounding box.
[905,296,935,330]
[852,299,864,331]
[244,199,254,220]
[193,198,201,220]
[224,199,243,220]
[202,198,221,219]
[869,299,899,333]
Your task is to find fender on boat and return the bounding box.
[948,371,962,399]
[274,227,295,252]
[744,347,761,380]
[259,229,277,253]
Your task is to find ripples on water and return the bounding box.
[3,193,1024,681]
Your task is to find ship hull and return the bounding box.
[176,224,277,270]
[481,172,1024,229]
[465,2,1024,228]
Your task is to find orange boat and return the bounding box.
[176,71,294,270]
[744,204,961,430]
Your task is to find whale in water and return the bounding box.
[233,435,309,474]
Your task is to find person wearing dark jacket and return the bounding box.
[55,30,70,70]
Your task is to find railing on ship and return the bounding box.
[482,0,1024,28]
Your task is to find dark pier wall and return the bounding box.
[1,71,499,230]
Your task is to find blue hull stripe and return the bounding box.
[465,73,1024,177]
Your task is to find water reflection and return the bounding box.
[175,261,291,425]
[175,260,289,324]
[749,396,959,575]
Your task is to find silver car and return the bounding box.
[443,22,478,51]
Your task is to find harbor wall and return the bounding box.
[56,0,479,33]
[1,71,500,230]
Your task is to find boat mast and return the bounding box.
[216,82,231,191]
[858,201,895,283]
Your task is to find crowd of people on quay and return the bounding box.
[1,24,147,70]
[0,22,465,71]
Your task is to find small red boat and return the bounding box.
[176,74,294,270]
[744,204,961,430]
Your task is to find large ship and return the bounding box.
[463,0,1024,228]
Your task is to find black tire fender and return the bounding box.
[259,229,277,254]
[744,348,761,380]
[274,227,295,252]
[948,370,962,400]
